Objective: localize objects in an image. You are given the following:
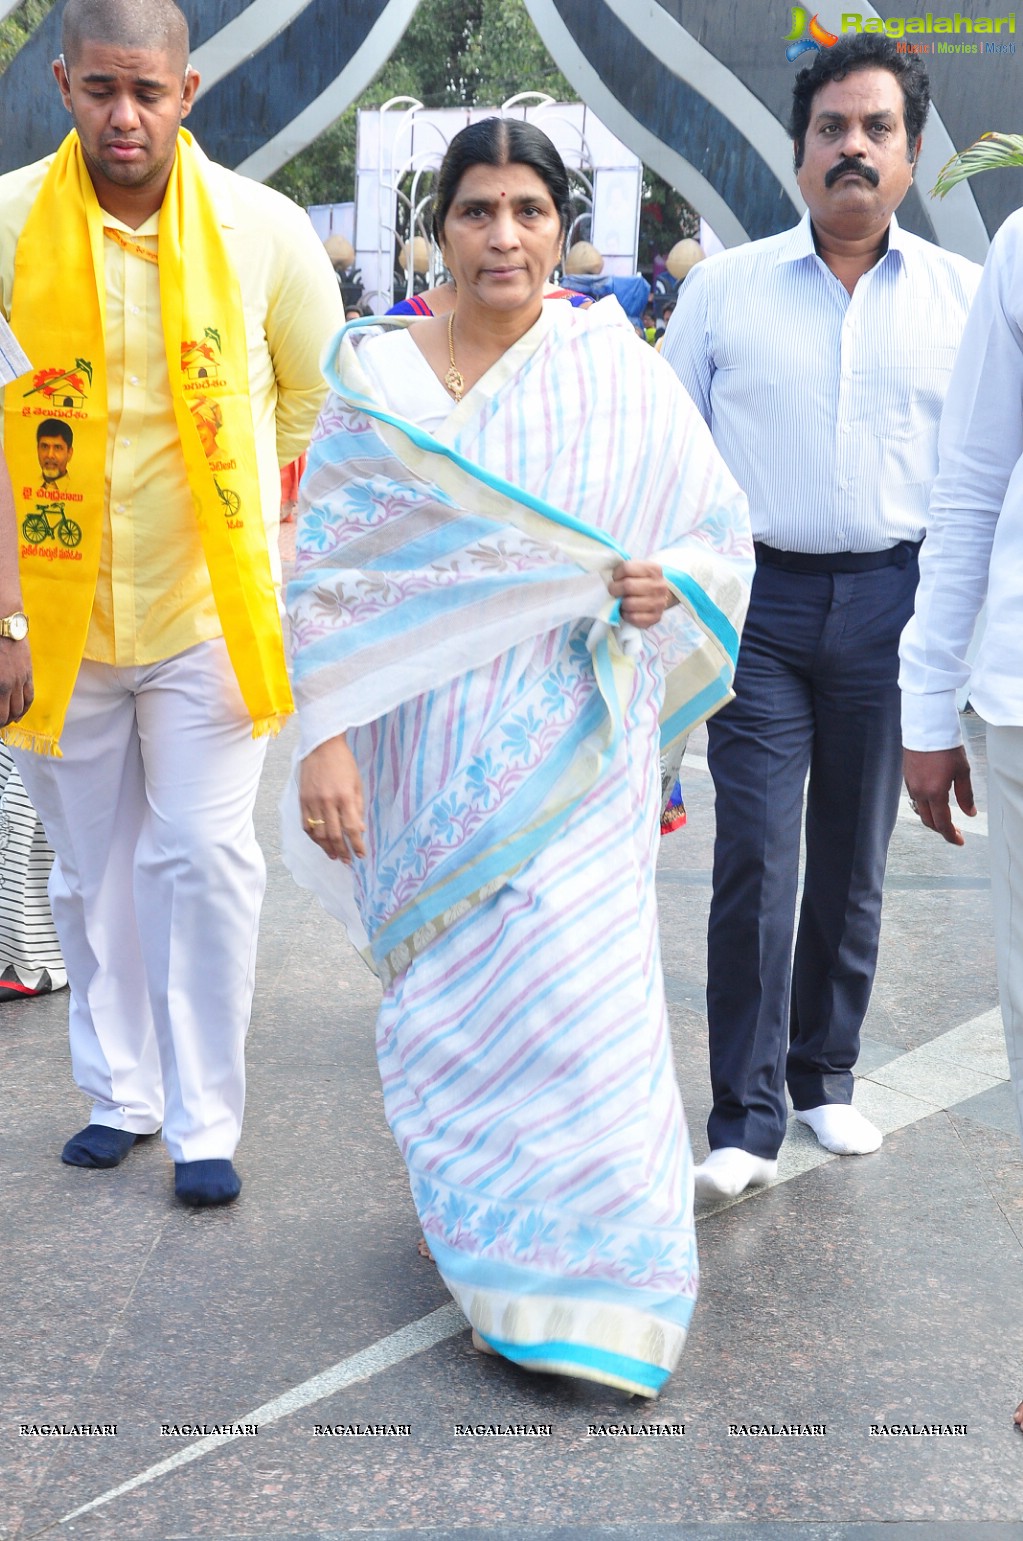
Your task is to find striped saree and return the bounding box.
[284,300,752,1396]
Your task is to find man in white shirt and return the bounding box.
[900,214,1023,1426]
[664,34,979,1199]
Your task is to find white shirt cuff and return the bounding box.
[900,689,964,753]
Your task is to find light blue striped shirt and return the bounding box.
[662,213,980,553]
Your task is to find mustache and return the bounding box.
[824,158,880,189]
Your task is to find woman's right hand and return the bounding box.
[299,735,366,864]
[609,559,676,628]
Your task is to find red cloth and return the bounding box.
[280,452,307,504]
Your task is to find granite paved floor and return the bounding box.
[2,705,1022,1541]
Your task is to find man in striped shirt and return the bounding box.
[664,34,980,1199]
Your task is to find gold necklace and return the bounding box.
[445,312,465,401]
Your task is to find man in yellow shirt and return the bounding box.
[0,0,343,1204]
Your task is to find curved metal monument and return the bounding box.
[524,0,1023,257]
[0,0,421,176]
[1,0,1018,253]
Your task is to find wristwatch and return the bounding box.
[0,612,29,641]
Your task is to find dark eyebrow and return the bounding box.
[454,191,552,209]
[80,71,170,89]
[814,108,897,125]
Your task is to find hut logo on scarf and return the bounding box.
[181,328,243,527]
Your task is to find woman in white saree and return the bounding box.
[284,119,753,1397]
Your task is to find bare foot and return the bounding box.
[1014,1400,1023,1429]
[471,1328,497,1357]
[416,1235,434,1261]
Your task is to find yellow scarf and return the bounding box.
[3,129,293,755]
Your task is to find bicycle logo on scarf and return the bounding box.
[22,501,82,548]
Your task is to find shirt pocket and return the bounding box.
[878,343,958,441]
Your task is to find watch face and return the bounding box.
[6,613,27,641]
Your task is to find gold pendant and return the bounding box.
[444,365,464,401]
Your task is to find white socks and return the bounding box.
[794,1103,883,1155]
[696,1105,882,1198]
[696,1106,883,1200]
[694,1147,778,1199]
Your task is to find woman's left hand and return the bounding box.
[299,734,366,864]
[609,560,676,628]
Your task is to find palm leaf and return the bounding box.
[931,132,1023,198]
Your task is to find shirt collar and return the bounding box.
[777,208,906,266]
[102,209,160,236]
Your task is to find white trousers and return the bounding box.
[986,725,1023,1152]
[14,639,268,1162]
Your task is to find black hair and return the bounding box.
[63,0,189,70]
[432,118,574,244]
[36,418,74,447]
[789,34,930,169]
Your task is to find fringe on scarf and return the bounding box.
[251,711,292,741]
[0,725,63,757]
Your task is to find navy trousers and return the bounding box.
[705,549,919,1159]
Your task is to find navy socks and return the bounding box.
[174,1159,241,1207]
[61,1126,241,1205]
[61,1125,146,1168]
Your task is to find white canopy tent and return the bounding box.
[354,97,644,313]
